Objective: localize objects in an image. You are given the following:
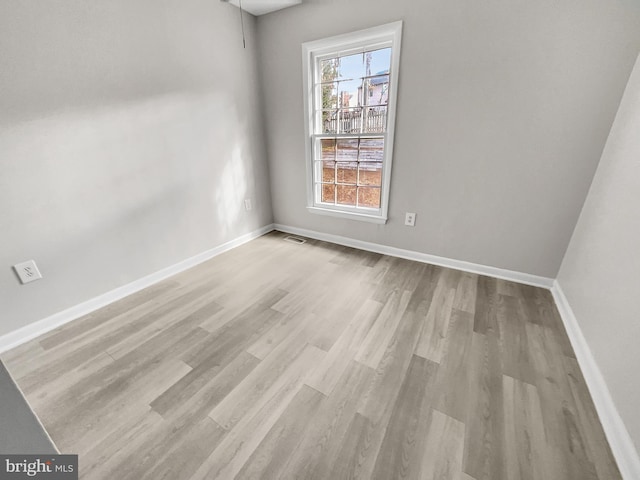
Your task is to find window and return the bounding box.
[302,22,402,224]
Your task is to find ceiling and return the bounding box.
[225,0,302,16]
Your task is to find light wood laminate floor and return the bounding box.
[2,231,620,479]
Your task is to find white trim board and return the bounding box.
[551,281,640,480]
[274,224,554,289]
[0,224,275,354]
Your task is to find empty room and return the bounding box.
[1,0,640,478]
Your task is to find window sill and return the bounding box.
[307,206,388,224]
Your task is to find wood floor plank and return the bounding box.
[306,298,382,396]
[105,298,223,360]
[357,306,424,424]
[308,264,377,352]
[37,324,206,424]
[196,286,288,334]
[349,307,428,479]
[497,295,536,385]
[235,385,325,480]
[327,412,376,479]
[137,417,226,480]
[180,293,285,369]
[7,283,212,389]
[414,271,456,362]
[518,286,575,358]
[526,322,599,479]
[53,358,192,455]
[434,309,474,422]
[79,410,166,479]
[420,409,466,480]
[277,360,375,479]
[193,344,325,480]
[372,257,427,303]
[355,289,412,369]
[245,312,308,360]
[463,332,505,480]
[473,275,499,335]
[37,281,180,351]
[453,271,478,314]
[502,375,549,480]
[25,351,114,409]
[370,354,439,480]
[563,356,623,480]
[0,231,620,480]
[405,264,440,314]
[207,322,312,430]
[150,317,276,417]
[151,350,260,420]
[495,278,521,298]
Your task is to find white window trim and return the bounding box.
[302,21,403,224]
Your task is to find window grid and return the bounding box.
[303,22,402,223]
[312,46,390,210]
[313,136,384,209]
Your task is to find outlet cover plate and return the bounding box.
[405,212,416,227]
[13,260,43,284]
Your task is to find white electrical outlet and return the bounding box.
[405,212,416,227]
[13,260,43,284]
[244,199,252,211]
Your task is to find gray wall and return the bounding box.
[0,0,273,337]
[557,54,640,452]
[257,0,640,277]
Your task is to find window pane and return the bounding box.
[337,79,360,109]
[368,48,392,76]
[319,58,339,82]
[358,187,381,208]
[337,185,357,206]
[364,106,387,133]
[336,139,358,161]
[321,183,335,203]
[359,138,384,162]
[338,52,366,80]
[314,161,334,182]
[319,138,336,161]
[365,75,390,106]
[319,82,338,110]
[358,162,382,186]
[321,161,335,182]
[321,110,338,133]
[338,108,363,134]
[336,162,358,184]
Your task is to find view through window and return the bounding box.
[316,48,391,209]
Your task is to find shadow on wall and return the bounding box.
[0,89,255,249]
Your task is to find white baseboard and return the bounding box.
[274,223,554,289]
[3,221,636,477]
[0,224,275,354]
[552,281,640,480]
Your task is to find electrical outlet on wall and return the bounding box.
[244,199,252,211]
[405,212,416,226]
[13,260,43,284]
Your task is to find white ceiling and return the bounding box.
[226,0,302,16]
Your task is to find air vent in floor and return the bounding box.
[283,235,307,245]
